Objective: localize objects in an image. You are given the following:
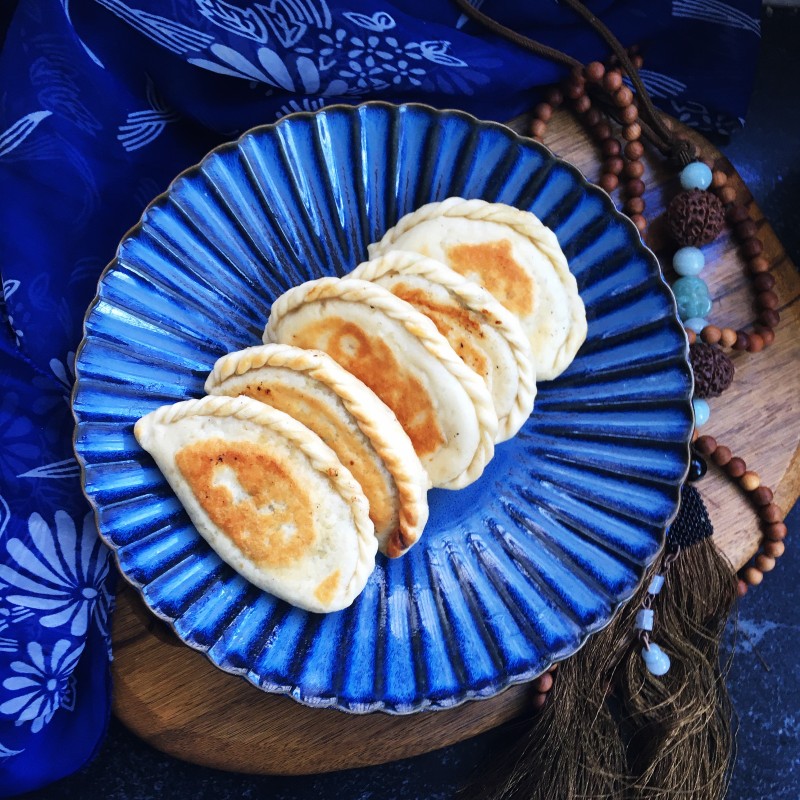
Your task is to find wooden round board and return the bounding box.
[111,110,800,775]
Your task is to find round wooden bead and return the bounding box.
[603,71,623,92]
[620,104,639,125]
[747,333,764,353]
[606,156,624,176]
[627,178,645,197]
[751,486,774,506]
[759,309,780,328]
[763,540,785,558]
[615,86,634,107]
[530,119,547,139]
[623,123,642,141]
[740,470,760,491]
[625,197,645,215]
[585,108,602,127]
[586,61,606,82]
[735,220,757,242]
[748,256,770,274]
[726,457,746,478]
[599,174,619,192]
[757,290,779,310]
[631,54,644,69]
[602,138,621,157]
[720,328,738,347]
[695,435,717,457]
[728,205,749,224]
[743,237,763,258]
[737,579,749,598]
[711,170,728,189]
[712,446,732,466]
[733,332,750,351]
[742,566,763,586]
[625,140,644,160]
[631,214,647,232]
[594,123,612,143]
[753,273,776,292]
[765,522,787,541]
[756,326,776,346]
[534,103,553,122]
[574,94,591,114]
[759,504,782,524]
[545,87,564,106]
[755,555,776,573]
[686,327,697,345]
[624,160,645,179]
[566,81,585,100]
[701,325,722,344]
[718,186,736,205]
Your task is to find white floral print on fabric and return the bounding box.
[0,639,83,733]
[186,6,467,99]
[671,0,760,35]
[94,0,215,55]
[0,112,52,160]
[117,77,180,152]
[0,511,110,638]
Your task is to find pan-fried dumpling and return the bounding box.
[368,197,586,381]
[134,395,376,613]
[347,250,536,442]
[264,277,498,490]
[204,344,429,557]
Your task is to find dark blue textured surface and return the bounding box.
[73,103,693,714]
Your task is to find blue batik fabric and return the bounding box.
[0,0,760,794]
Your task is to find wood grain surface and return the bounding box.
[111,109,800,775]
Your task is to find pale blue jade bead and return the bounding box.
[673,275,711,320]
[635,609,654,631]
[693,398,710,427]
[684,317,708,333]
[642,643,671,675]
[648,575,665,594]
[673,246,705,276]
[680,162,713,191]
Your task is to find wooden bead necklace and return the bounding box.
[528,51,787,596]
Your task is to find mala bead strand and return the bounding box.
[530,53,785,610]
[695,435,787,597]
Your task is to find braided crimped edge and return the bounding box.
[367,197,587,381]
[134,394,377,607]
[264,277,498,490]
[204,344,430,557]
[348,250,536,443]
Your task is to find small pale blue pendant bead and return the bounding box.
[680,162,713,191]
[673,275,712,320]
[673,247,705,276]
[684,317,708,333]
[648,575,665,594]
[693,398,710,427]
[635,609,654,631]
[642,643,671,675]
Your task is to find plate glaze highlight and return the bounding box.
[72,103,693,714]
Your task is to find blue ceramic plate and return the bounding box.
[73,103,692,714]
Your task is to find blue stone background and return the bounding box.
[19,5,800,798]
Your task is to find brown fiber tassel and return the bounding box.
[460,487,738,800]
